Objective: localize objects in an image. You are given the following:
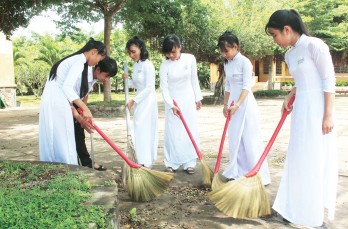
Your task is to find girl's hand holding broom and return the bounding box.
[211,101,234,191]
[173,100,213,186]
[209,94,296,219]
[77,108,174,202]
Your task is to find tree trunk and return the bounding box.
[267,56,275,90]
[213,63,225,97]
[103,14,113,102]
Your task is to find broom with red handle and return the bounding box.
[77,108,173,202]
[211,101,234,190]
[173,100,213,186]
[209,94,295,219]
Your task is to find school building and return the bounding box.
[209,54,348,92]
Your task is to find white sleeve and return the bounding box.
[224,63,231,93]
[62,63,84,102]
[242,58,253,92]
[190,55,203,102]
[133,61,156,104]
[160,61,174,109]
[309,39,336,93]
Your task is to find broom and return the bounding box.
[173,100,213,187]
[78,108,174,202]
[208,94,295,219]
[211,101,234,191]
[122,61,137,188]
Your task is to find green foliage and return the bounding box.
[34,34,73,66]
[120,0,220,62]
[295,0,348,52]
[197,62,210,89]
[0,161,107,228]
[13,34,85,96]
[129,208,138,222]
[253,90,289,98]
[0,0,59,38]
[16,63,50,97]
[336,81,348,86]
[284,81,295,86]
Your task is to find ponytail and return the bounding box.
[265,9,309,36]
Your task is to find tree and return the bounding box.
[120,0,219,62]
[0,0,58,39]
[120,0,290,96]
[33,34,73,66]
[295,0,348,53]
[53,0,128,102]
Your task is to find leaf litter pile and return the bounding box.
[116,175,216,229]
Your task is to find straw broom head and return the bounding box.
[127,167,174,202]
[208,174,271,219]
[211,173,226,191]
[122,136,137,187]
[201,160,214,187]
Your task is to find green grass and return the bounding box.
[17,95,41,107]
[17,92,135,107]
[0,161,107,228]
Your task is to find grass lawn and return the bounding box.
[0,161,108,228]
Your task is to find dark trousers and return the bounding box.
[74,119,92,167]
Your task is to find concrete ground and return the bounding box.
[0,93,347,229]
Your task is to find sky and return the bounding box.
[11,10,104,39]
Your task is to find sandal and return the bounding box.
[94,164,107,171]
[165,167,175,173]
[185,167,195,175]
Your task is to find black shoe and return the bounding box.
[94,164,107,171]
[283,218,290,224]
[86,163,107,171]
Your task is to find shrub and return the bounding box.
[336,81,348,86]
[253,90,289,98]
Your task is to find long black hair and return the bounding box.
[162,34,181,54]
[126,36,149,61]
[49,38,106,98]
[265,9,310,36]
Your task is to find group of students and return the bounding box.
[39,9,337,228]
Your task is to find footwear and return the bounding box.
[185,167,195,175]
[165,167,175,173]
[282,218,290,224]
[94,164,107,171]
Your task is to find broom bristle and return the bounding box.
[208,174,271,219]
[211,173,226,191]
[201,160,214,187]
[122,163,130,188]
[122,136,138,188]
[127,167,174,202]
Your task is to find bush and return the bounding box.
[336,81,348,86]
[284,81,295,86]
[253,90,289,98]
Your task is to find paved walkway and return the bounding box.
[0,95,347,228]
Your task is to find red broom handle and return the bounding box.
[173,100,203,160]
[214,101,234,174]
[77,108,141,169]
[245,94,295,177]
